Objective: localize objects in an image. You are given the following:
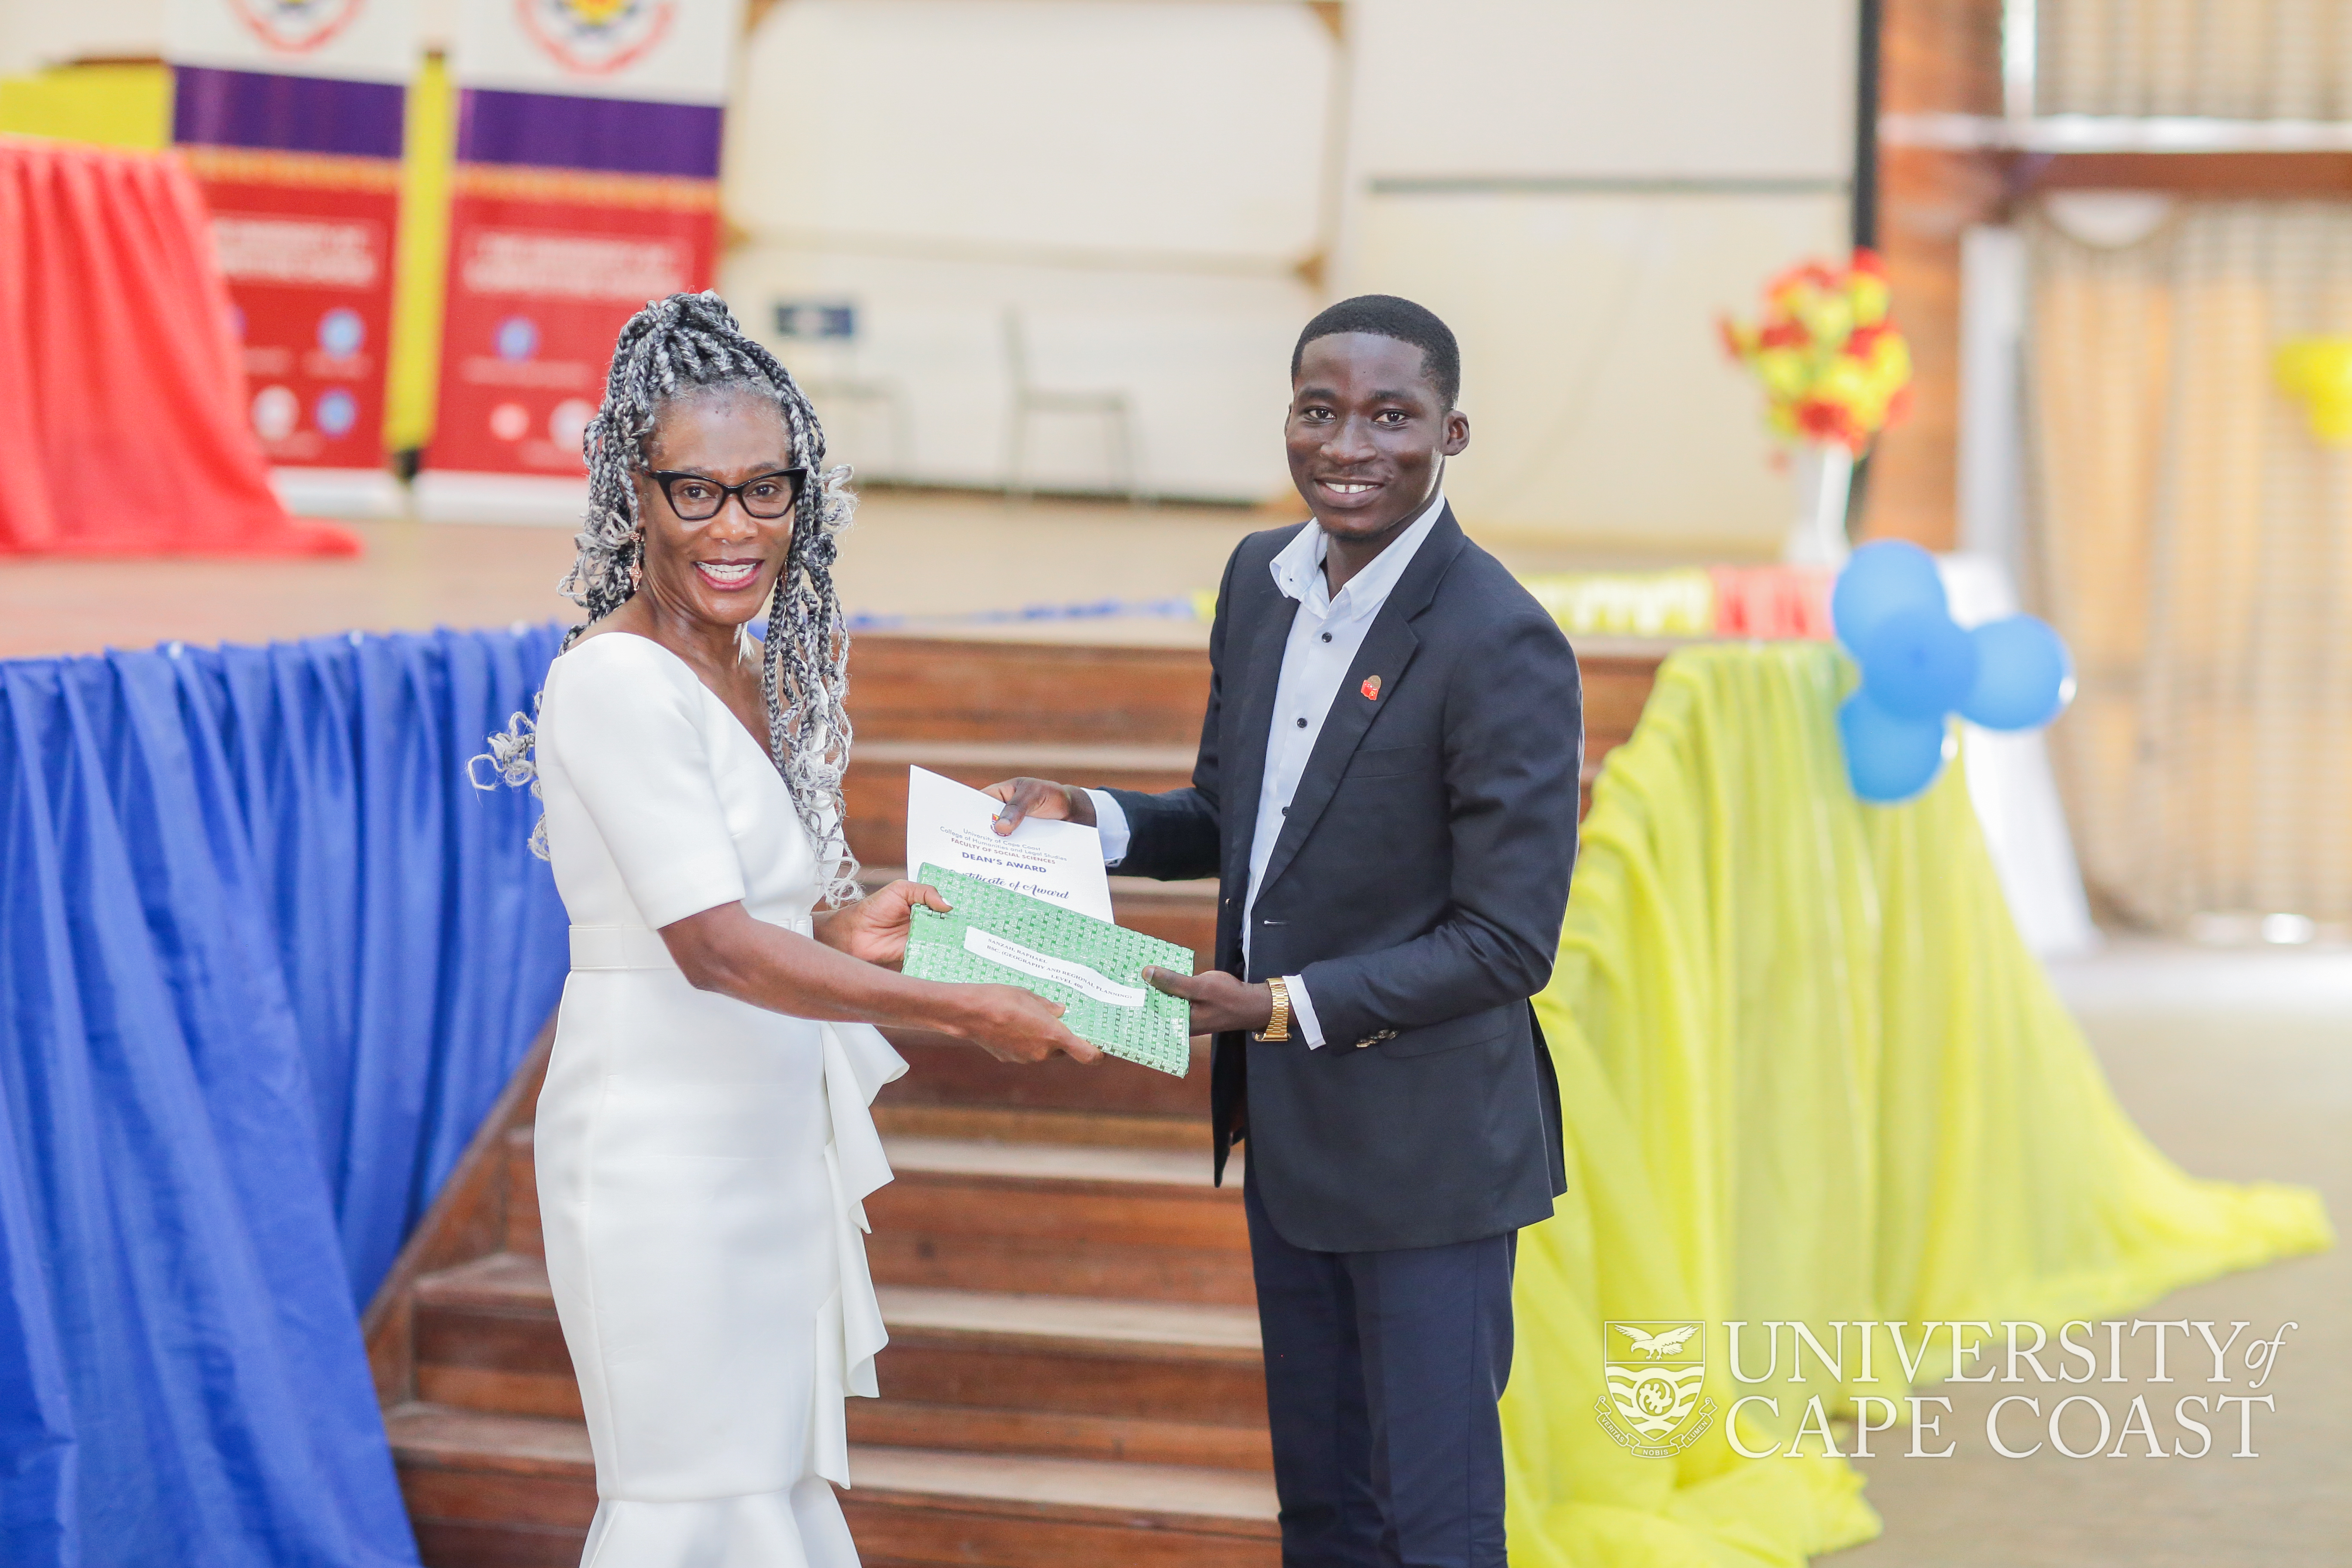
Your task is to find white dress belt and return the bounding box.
[569,915,815,971]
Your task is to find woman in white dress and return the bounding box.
[477,293,1095,1568]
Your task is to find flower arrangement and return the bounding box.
[1720,248,1914,454]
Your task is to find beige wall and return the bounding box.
[1343,0,1854,182]
[1345,191,1850,554]
[721,0,1333,500]
[2,0,166,74]
[722,0,1860,544]
[1335,0,1857,552]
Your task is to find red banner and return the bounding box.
[184,147,399,478]
[425,165,716,500]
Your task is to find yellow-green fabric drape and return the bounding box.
[1501,642,2331,1566]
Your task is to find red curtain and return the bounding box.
[0,136,358,556]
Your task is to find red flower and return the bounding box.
[1766,260,1839,299]
[1845,321,1888,358]
[1759,319,1810,350]
[1849,247,1887,278]
[1796,398,1864,451]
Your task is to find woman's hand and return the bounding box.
[950,983,1102,1065]
[814,879,949,969]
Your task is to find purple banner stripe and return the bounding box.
[457,88,723,180]
[172,65,405,159]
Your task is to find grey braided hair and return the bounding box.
[471,291,860,905]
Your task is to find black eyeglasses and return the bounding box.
[649,468,805,521]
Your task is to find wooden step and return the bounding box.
[872,1286,1264,1427]
[385,1409,1279,1568]
[845,636,1212,746]
[410,1223,1257,1427]
[500,1102,1227,1257]
[502,1127,539,1256]
[385,1402,594,1568]
[411,1253,576,1419]
[844,629,1661,754]
[870,1103,1205,1152]
[841,1446,1278,1567]
[864,1138,1253,1305]
[840,633,1654,847]
[876,1032,1212,1118]
[1090,876,1219,966]
[849,1398,1271,1473]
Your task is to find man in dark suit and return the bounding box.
[986,294,1582,1568]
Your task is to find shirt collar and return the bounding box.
[1270,488,1448,617]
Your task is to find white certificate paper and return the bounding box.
[903,766,1115,922]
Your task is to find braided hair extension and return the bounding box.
[471,291,861,903]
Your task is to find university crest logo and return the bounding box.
[516,0,677,76]
[1594,1321,1715,1457]
[229,0,368,54]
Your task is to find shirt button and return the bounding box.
[1321,632,1332,642]
[1295,717,1308,728]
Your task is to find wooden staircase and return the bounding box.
[364,632,1664,1567]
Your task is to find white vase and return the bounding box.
[1783,443,1855,566]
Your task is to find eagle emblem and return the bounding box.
[1615,1323,1700,1359]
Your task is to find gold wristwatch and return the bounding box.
[1259,976,1292,1042]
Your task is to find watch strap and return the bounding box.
[1259,975,1292,1042]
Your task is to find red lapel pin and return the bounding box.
[1361,675,1381,701]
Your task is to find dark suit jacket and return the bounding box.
[1104,506,1582,1253]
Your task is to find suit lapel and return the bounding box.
[1222,555,1301,890]
[1253,508,1467,901]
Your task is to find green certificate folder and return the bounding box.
[902,863,1194,1075]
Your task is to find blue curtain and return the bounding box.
[0,624,569,1568]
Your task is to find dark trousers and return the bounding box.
[1244,1160,1516,1568]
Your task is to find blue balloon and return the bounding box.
[1839,689,1951,802]
[1831,539,1948,647]
[1960,614,2074,730]
[1855,607,1979,720]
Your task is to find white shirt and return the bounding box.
[1093,489,1448,1048]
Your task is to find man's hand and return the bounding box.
[983,778,1096,835]
[1143,968,1275,1037]
[812,879,948,968]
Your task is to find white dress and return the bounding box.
[532,631,906,1568]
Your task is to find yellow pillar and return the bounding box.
[385,52,455,457]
